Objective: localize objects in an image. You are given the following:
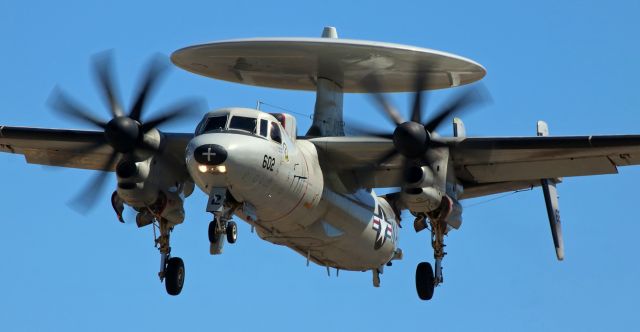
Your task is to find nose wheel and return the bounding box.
[226,221,238,243]
[208,217,238,254]
[208,219,222,244]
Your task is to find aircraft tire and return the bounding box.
[208,220,220,244]
[416,262,435,300]
[226,221,237,244]
[165,257,185,296]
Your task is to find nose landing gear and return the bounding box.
[208,218,238,254]
[206,187,239,254]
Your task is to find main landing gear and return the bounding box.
[113,190,187,296]
[414,197,451,301]
[155,218,185,296]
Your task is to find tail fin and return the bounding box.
[453,117,466,137]
[537,121,564,261]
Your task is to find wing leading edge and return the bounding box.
[0,126,192,171]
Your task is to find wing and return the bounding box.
[308,134,640,198]
[451,135,640,198]
[0,126,192,170]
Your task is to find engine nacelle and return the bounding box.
[131,129,162,162]
[402,166,442,212]
[116,158,158,207]
[402,186,443,213]
[116,158,151,184]
[404,165,435,188]
[135,190,186,227]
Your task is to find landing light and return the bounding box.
[198,164,227,174]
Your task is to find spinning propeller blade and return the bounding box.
[48,52,204,214]
[410,73,426,123]
[93,51,125,118]
[140,99,203,133]
[362,74,405,126]
[69,151,120,214]
[48,88,107,129]
[423,87,489,133]
[128,55,169,122]
[353,71,491,183]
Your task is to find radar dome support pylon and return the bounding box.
[307,27,345,137]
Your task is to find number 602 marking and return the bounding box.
[262,155,276,171]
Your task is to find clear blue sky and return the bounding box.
[1,1,639,331]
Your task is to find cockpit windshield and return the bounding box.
[229,116,257,133]
[202,116,227,134]
[197,114,263,137]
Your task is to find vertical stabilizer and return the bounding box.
[306,27,345,137]
[453,117,466,137]
[537,121,565,261]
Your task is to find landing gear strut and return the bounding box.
[414,197,452,301]
[154,218,185,296]
[429,216,447,287]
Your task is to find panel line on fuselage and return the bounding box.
[259,143,311,222]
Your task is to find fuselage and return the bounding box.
[185,108,399,270]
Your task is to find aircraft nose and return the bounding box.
[193,144,227,165]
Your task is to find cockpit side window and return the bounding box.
[229,116,257,133]
[270,122,282,144]
[200,116,228,134]
[259,119,269,137]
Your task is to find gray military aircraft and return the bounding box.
[2,27,639,300]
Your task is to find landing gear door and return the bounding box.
[207,187,227,213]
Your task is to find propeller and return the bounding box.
[356,72,491,171]
[48,51,203,214]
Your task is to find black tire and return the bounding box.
[416,262,435,301]
[165,257,185,296]
[208,220,220,244]
[226,221,238,244]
